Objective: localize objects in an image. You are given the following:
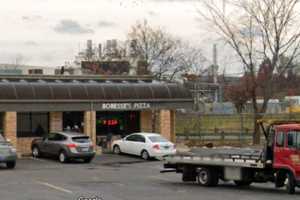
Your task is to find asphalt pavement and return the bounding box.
[0,154,299,200]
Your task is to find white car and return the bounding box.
[112,133,176,160]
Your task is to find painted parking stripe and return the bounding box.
[35,181,73,194]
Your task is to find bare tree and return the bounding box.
[127,20,206,80]
[200,0,300,144]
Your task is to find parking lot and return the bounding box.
[0,154,299,200]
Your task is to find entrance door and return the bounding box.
[274,131,286,167]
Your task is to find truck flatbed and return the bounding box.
[165,147,267,169]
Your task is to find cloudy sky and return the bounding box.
[0,0,235,72]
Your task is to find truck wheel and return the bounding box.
[275,171,285,188]
[182,166,197,182]
[285,173,296,194]
[197,168,218,186]
[234,180,252,187]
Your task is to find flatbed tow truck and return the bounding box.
[161,120,300,194]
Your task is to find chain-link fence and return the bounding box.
[176,112,300,147]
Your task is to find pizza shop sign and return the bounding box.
[101,103,151,110]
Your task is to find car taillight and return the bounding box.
[153,144,160,150]
[67,143,77,148]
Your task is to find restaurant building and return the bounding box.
[0,75,193,156]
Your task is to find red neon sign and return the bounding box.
[102,119,118,126]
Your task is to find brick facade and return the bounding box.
[84,111,96,147]
[159,110,175,142]
[6,109,176,156]
[17,137,39,156]
[140,110,152,132]
[140,110,175,141]
[3,112,17,149]
[49,112,63,132]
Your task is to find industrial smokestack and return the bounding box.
[86,40,93,60]
[98,43,102,59]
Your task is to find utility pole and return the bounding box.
[213,44,219,102]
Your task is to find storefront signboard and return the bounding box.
[101,103,151,110]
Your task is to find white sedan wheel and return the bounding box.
[141,150,150,160]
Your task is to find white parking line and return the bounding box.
[35,181,73,194]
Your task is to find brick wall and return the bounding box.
[84,111,96,147]
[159,110,175,142]
[17,137,39,156]
[170,110,176,142]
[3,112,17,149]
[49,112,62,132]
[140,110,152,132]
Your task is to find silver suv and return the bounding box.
[31,132,95,163]
[0,134,17,169]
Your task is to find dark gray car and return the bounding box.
[0,135,17,169]
[31,132,95,163]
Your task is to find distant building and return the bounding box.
[0,64,55,75]
[72,39,150,76]
[81,61,130,75]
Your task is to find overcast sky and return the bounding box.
[0,0,238,73]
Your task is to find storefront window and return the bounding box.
[17,112,49,137]
[63,112,84,132]
[96,111,140,137]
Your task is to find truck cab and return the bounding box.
[272,124,300,187]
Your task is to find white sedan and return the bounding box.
[112,133,176,160]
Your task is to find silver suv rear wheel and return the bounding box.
[59,151,67,163]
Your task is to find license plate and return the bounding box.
[81,147,89,152]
